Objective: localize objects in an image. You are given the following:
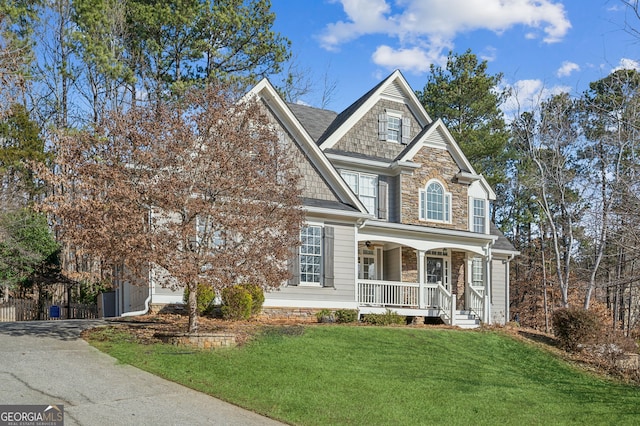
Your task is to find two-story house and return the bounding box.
[115,70,517,327]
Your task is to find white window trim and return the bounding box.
[386,111,402,143]
[419,179,452,224]
[470,256,485,288]
[299,223,323,287]
[469,197,488,234]
[379,110,410,144]
[340,170,378,215]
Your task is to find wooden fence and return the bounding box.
[0,299,98,322]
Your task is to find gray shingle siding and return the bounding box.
[332,100,422,160]
[265,222,356,304]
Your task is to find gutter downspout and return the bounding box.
[504,253,516,324]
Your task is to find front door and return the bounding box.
[426,256,449,290]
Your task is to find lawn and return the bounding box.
[87,325,640,425]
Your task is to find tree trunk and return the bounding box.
[187,282,199,334]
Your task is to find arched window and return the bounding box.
[419,180,451,222]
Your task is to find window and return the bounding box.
[378,112,411,144]
[387,115,401,142]
[341,171,377,215]
[472,257,484,287]
[300,225,322,284]
[358,248,376,280]
[473,199,486,233]
[419,180,451,223]
[195,216,224,249]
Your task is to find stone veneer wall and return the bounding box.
[156,333,237,349]
[261,307,324,323]
[451,251,466,309]
[333,99,422,161]
[401,146,469,231]
[401,247,417,282]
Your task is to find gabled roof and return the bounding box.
[318,70,432,149]
[245,79,369,216]
[398,118,497,200]
[287,103,337,143]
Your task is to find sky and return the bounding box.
[269,0,640,117]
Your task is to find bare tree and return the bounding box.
[580,69,640,309]
[38,83,305,333]
[511,93,586,308]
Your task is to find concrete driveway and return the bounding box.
[0,320,285,426]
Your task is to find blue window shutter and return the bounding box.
[323,226,335,287]
[401,117,411,144]
[419,189,426,220]
[288,245,299,286]
[378,113,387,140]
[378,180,388,220]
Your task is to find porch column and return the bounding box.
[417,250,425,309]
[484,250,492,324]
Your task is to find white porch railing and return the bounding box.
[357,281,454,320]
[358,280,419,307]
[466,285,485,323]
[357,280,486,326]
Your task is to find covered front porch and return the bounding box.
[356,225,495,327]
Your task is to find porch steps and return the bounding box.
[453,310,480,329]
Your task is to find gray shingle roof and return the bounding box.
[302,197,359,212]
[315,76,390,146]
[491,222,517,252]
[286,103,337,142]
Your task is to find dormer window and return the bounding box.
[419,180,451,223]
[378,111,411,144]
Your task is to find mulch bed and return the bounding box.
[92,313,308,346]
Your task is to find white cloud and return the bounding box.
[613,58,640,72]
[371,45,446,74]
[479,46,498,63]
[319,0,571,70]
[501,79,571,119]
[557,61,580,77]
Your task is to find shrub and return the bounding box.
[316,309,334,323]
[552,307,602,352]
[335,309,358,323]
[361,309,404,326]
[221,285,252,320]
[183,283,216,315]
[241,283,264,316]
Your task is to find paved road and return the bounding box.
[0,320,285,426]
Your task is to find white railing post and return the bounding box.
[417,250,425,309]
[450,292,456,326]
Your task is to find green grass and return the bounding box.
[88,326,640,425]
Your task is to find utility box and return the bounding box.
[49,305,61,319]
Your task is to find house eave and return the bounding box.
[362,220,498,243]
[456,171,480,184]
[492,248,521,257]
[304,205,372,220]
[326,152,421,175]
